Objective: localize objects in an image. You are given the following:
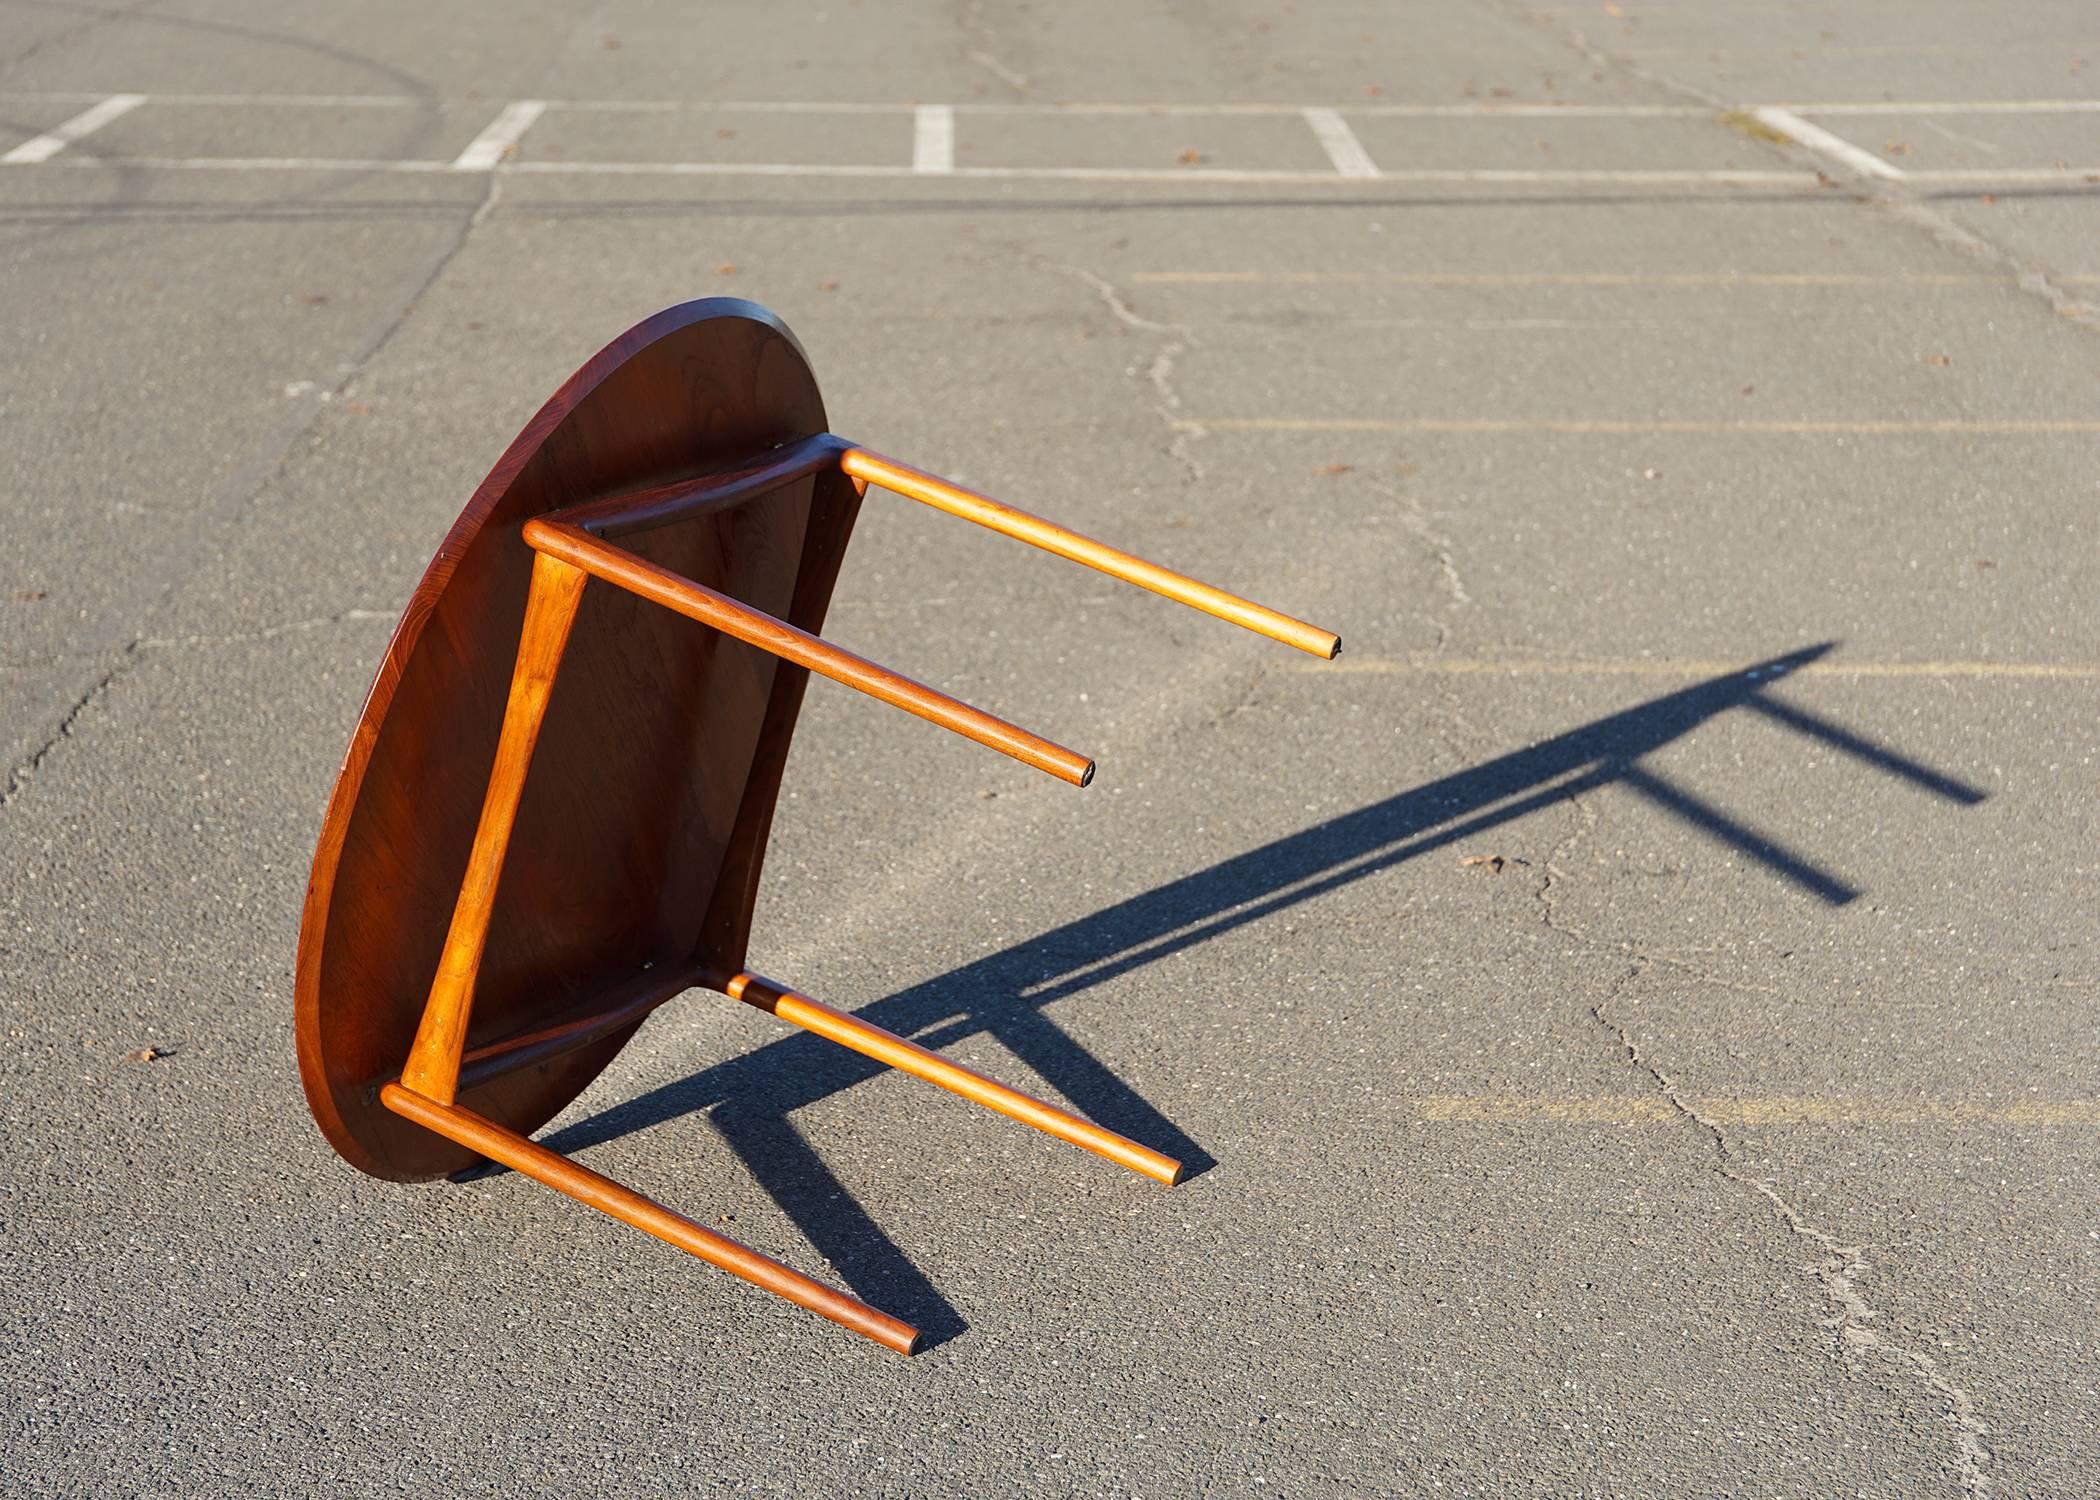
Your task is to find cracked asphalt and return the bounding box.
[4,3,2097,1496]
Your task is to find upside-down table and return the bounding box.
[295,299,1339,1354]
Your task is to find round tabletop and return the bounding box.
[295,299,859,1181]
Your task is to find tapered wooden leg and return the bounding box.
[402,552,589,1103]
[380,1083,921,1356]
[712,971,1185,1187]
[523,517,1094,787]
[838,446,1342,660]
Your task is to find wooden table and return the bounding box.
[295,298,1338,1353]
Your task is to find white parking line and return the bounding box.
[41,97,1704,118]
[1,93,145,164]
[503,162,1798,186]
[1,89,2092,190]
[1133,271,2010,285]
[943,100,1703,117]
[9,154,1818,186]
[913,104,955,174]
[15,153,2091,189]
[1179,418,2100,433]
[2,92,2098,118]
[1910,167,2100,183]
[0,90,426,106]
[1776,98,2100,115]
[451,99,545,171]
[1752,106,1905,181]
[1302,107,1380,178]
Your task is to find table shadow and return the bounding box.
[538,642,1986,1347]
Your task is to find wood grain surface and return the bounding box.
[295,300,858,1181]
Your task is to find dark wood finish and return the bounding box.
[296,299,853,1182]
[562,432,849,539]
[453,961,704,1093]
[297,297,1341,1351]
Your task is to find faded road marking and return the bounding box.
[1129,271,2062,286]
[1181,417,2100,434]
[913,104,955,174]
[1752,105,1906,180]
[3,93,2093,117]
[451,99,546,171]
[2,93,145,164]
[1418,1095,2100,1125]
[1778,98,2100,116]
[2,155,1818,187]
[1302,106,1380,178]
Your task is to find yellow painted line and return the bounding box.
[1131,271,2010,286]
[1418,1095,2100,1126]
[1302,656,2100,681]
[1178,418,2100,434]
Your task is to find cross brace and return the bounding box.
[381,440,1316,1351]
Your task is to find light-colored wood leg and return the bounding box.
[712,971,1185,1187]
[522,517,1094,787]
[402,551,589,1103]
[380,1084,921,1355]
[837,446,1342,660]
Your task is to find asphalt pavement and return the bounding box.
[3,3,2097,1495]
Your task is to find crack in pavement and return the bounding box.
[1504,0,2098,333]
[1039,259,1208,482]
[0,0,164,73]
[959,0,1030,95]
[1635,944,1784,998]
[3,608,397,671]
[1591,963,1994,1495]
[136,608,397,652]
[1203,661,1267,730]
[965,48,1030,92]
[1363,476,1473,646]
[1526,783,1992,1491]
[1465,18,2023,1470]
[1533,780,1599,947]
[1539,804,1784,997]
[1,169,505,820]
[0,644,136,812]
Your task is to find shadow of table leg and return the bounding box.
[710,1100,967,1349]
